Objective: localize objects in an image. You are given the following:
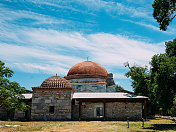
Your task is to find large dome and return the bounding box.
[67,61,108,77]
[33,76,71,89]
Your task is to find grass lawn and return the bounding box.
[0,118,176,132]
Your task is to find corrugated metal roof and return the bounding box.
[22,92,148,99]
[22,94,32,99]
[72,92,148,99]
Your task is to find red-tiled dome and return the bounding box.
[67,61,108,77]
[40,76,71,88]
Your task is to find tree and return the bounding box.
[0,61,29,119]
[124,64,155,114]
[150,54,176,112]
[150,39,176,114]
[165,38,176,57]
[170,95,176,116]
[125,64,150,96]
[152,0,176,31]
[125,38,176,115]
[115,85,124,91]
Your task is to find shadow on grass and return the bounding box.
[144,124,176,131]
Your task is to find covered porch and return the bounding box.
[71,92,148,121]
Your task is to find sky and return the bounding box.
[0,0,176,91]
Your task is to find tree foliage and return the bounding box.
[0,61,29,116]
[115,85,124,91]
[125,66,150,96]
[152,0,176,31]
[125,38,176,115]
[170,95,176,116]
[165,38,176,57]
[150,54,176,112]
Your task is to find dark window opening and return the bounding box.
[96,107,103,117]
[72,100,75,105]
[125,106,127,109]
[49,106,54,114]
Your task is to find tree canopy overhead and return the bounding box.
[152,0,176,31]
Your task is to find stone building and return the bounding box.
[31,76,75,121]
[0,61,148,121]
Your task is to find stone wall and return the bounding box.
[106,85,116,92]
[81,102,103,120]
[72,101,142,121]
[105,102,142,120]
[72,105,79,120]
[0,106,7,120]
[68,78,106,83]
[31,89,73,121]
[70,83,106,92]
[14,110,25,120]
[72,102,104,120]
[68,77,116,92]
[14,100,32,120]
[0,100,32,120]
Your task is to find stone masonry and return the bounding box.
[105,102,142,120]
[72,101,142,121]
[70,82,107,92]
[31,88,73,121]
[80,102,104,120]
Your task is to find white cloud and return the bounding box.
[25,0,152,20]
[114,73,127,79]
[10,63,69,75]
[24,29,165,65]
[0,0,166,76]
[0,29,165,74]
[115,3,151,19]
[121,19,176,35]
[73,0,152,20]
[0,0,170,91]
[0,42,84,75]
[0,4,64,25]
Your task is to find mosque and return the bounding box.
[0,61,148,121]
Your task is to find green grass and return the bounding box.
[0,118,175,132]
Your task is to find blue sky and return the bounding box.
[0,0,176,91]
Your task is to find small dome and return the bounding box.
[67,61,108,77]
[40,76,71,88]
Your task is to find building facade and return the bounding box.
[0,61,148,121]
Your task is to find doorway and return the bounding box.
[96,107,103,117]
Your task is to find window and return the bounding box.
[49,106,54,114]
[96,107,103,117]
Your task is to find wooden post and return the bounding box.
[103,102,106,120]
[144,99,147,119]
[79,101,82,120]
[142,118,144,127]
[127,119,129,128]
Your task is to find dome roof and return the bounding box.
[67,61,108,77]
[39,76,71,88]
